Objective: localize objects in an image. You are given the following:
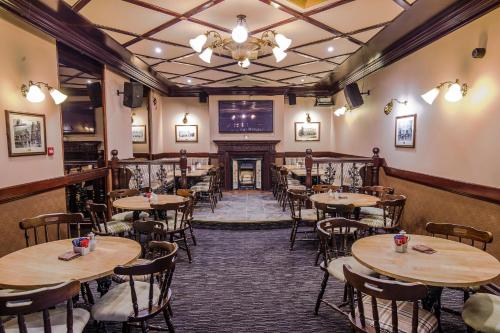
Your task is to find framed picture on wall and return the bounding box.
[294,122,320,141]
[132,125,147,143]
[395,114,416,148]
[175,125,198,143]
[5,110,47,157]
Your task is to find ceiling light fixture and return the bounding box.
[327,46,334,52]
[187,78,192,84]
[334,105,349,117]
[384,98,407,115]
[421,79,468,105]
[154,47,162,54]
[189,15,291,67]
[21,81,67,104]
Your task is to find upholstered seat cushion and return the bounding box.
[3,307,90,333]
[301,208,317,222]
[112,258,153,283]
[462,293,500,333]
[360,216,393,228]
[288,185,306,191]
[360,207,383,217]
[327,256,378,282]
[92,281,161,322]
[191,184,209,192]
[97,221,132,234]
[112,211,149,222]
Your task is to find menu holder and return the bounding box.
[412,244,436,254]
[58,251,81,261]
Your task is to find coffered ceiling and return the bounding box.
[63,0,415,88]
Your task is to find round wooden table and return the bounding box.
[113,194,186,211]
[0,236,141,289]
[309,192,379,208]
[352,234,500,288]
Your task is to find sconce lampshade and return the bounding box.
[238,58,251,68]
[272,46,287,63]
[199,47,213,63]
[444,83,464,102]
[26,84,45,103]
[334,106,347,117]
[49,88,68,105]
[189,34,207,53]
[275,33,292,50]
[421,87,440,105]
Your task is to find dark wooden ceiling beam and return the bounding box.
[392,0,411,10]
[302,0,355,16]
[72,0,91,12]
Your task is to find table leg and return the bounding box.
[133,210,140,221]
[96,277,112,296]
[422,286,443,333]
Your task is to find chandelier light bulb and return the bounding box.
[49,88,68,105]
[274,33,291,50]
[232,15,248,44]
[272,46,287,63]
[238,58,251,68]
[444,83,464,102]
[26,84,45,103]
[199,47,213,63]
[189,34,207,53]
[421,87,440,105]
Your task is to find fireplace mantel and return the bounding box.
[213,140,280,190]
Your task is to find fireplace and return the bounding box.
[214,140,279,190]
[232,158,262,189]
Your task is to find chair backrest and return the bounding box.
[0,281,81,332]
[312,184,340,194]
[360,186,394,197]
[425,222,493,251]
[109,189,140,214]
[176,189,195,198]
[86,201,112,234]
[317,218,368,263]
[150,201,188,231]
[19,213,84,247]
[133,220,165,254]
[378,194,407,229]
[316,202,355,219]
[343,265,428,333]
[287,189,308,220]
[114,242,178,320]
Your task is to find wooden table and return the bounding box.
[113,194,186,211]
[0,236,141,289]
[352,234,500,288]
[310,192,379,208]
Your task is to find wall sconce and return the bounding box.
[305,113,311,123]
[334,105,350,117]
[182,112,189,124]
[421,79,468,105]
[384,98,407,115]
[131,112,136,124]
[21,81,67,104]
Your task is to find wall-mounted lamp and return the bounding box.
[305,113,311,123]
[182,112,189,124]
[421,79,468,105]
[384,98,407,115]
[21,81,67,105]
[334,105,350,117]
[131,112,136,124]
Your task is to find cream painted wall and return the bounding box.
[150,90,164,154]
[0,12,63,188]
[104,66,133,159]
[333,8,500,187]
[132,97,149,154]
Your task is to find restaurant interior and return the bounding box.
[0,0,499,332]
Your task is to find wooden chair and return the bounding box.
[0,281,90,333]
[151,201,193,263]
[19,213,83,247]
[92,242,178,333]
[108,189,149,222]
[314,218,377,316]
[462,287,500,333]
[312,184,340,194]
[344,265,438,333]
[359,186,395,217]
[280,169,305,211]
[191,169,217,213]
[287,189,317,250]
[87,201,132,236]
[359,194,406,233]
[176,189,197,246]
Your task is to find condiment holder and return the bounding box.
[394,231,410,253]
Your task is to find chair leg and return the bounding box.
[314,244,321,266]
[183,231,192,263]
[188,222,197,246]
[140,321,148,333]
[121,322,130,333]
[290,221,298,250]
[163,308,176,332]
[315,271,329,315]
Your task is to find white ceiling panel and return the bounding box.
[66,77,94,85]
[152,20,224,48]
[63,0,79,7]
[190,70,238,81]
[155,61,204,75]
[59,67,81,76]
[255,70,298,81]
[255,51,315,68]
[288,61,337,74]
[219,63,272,74]
[171,77,210,86]
[326,54,350,64]
[192,0,293,31]
[295,37,360,59]
[350,26,385,43]
[267,19,334,48]
[159,73,177,80]
[283,76,319,85]
[128,40,192,60]
[280,0,343,13]
[100,29,135,45]
[80,0,174,35]
[176,53,235,68]
[137,56,165,66]
[310,0,404,33]
[144,0,209,14]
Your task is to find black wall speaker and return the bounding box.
[86,82,102,108]
[344,82,364,109]
[288,93,296,105]
[123,82,144,108]
[199,92,208,103]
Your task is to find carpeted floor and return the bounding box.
[84,227,468,333]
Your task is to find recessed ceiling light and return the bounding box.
[327,46,334,52]
[187,79,192,83]
[301,78,305,82]
[154,47,162,54]
[87,80,92,84]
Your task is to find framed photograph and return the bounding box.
[395,114,416,148]
[5,110,47,157]
[175,125,198,142]
[295,122,320,141]
[132,125,147,144]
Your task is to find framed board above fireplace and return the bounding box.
[218,100,273,133]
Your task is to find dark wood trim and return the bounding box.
[72,0,91,12]
[383,166,500,205]
[0,168,108,204]
[168,86,331,97]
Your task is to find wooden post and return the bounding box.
[180,149,188,189]
[305,148,313,191]
[110,149,120,190]
[371,147,381,186]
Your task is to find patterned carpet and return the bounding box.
[84,227,468,333]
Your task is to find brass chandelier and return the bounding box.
[189,15,292,68]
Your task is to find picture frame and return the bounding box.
[395,114,416,148]
[175,124,198,143]
[132,125,147,144]
[294,122,320,141]
[5,110,47,157]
